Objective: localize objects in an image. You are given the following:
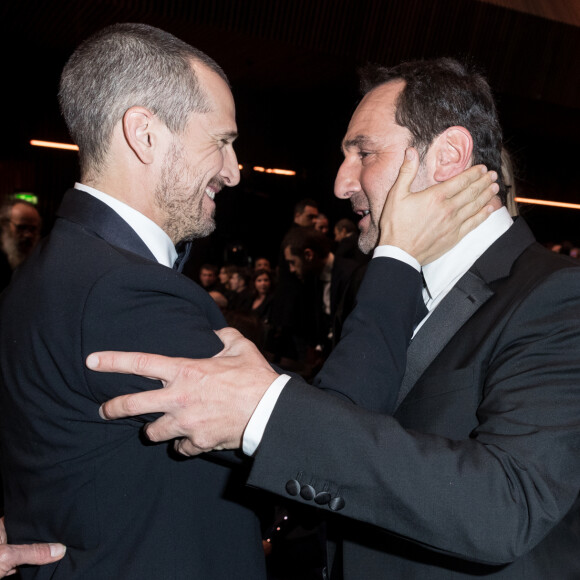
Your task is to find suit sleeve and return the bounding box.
[80,263,226,424]
[313,256,422,412]
[247,267,580,565]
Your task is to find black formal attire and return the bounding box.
[0,190,265,579]
[0,251,12,293]
[247,218,580,578]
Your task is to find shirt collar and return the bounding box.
[421,207,513,308]
[74,183,178,268]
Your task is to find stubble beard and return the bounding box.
[357,223,379,255]
[155,141,217,245]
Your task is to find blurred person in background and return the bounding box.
[0,199,42,292]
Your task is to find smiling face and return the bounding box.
[334,80,432,254]
[155,63,240,244]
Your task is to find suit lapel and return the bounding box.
[396,270,493,408]
[57,189,157,263]
[395,218,536,410]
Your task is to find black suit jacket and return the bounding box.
[247,218,580,578]
[0,190,265,579]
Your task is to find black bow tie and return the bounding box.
[173,241,192,272]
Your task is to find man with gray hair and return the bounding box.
[0,23,264,579]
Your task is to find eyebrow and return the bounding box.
[216,131,239,141]
[341,135,375,152]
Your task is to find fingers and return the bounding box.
[86,351,181,380]
[451,171,500,226]
[99,388,171,420]
[456,194,501,240]
[0,518,6,545]
[213,327,252,357]
[214,327,245,343]
[388,148,420,200]
[143,409,194,444]
[0,543,66,575]
[439,166,499,207]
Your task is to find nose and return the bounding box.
[334,158,360,200]
[220,146,241,187]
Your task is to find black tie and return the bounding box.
[413,270,429,331]
[173,241,192,272]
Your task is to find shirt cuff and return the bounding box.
[242,374,292,456]
[373,245,420,272]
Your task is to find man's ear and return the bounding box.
[122,106,158,165]
[304,248,314,262]
[432,126,473,181]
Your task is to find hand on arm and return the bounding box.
[0,518,65,577]
[89,328,279,456]
[379,148,500,264]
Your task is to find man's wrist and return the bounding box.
[373,245,420,272]
[242,374,291,456]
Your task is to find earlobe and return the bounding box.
[433,126,473,181]
[123,106,156,165]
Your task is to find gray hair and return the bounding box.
[58,23,228,178]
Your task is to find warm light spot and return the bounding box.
[515,197,580,210]
[30,140,79,151]
[253,166,296,176]
[238,164,243,170]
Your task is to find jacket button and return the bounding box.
[314,491,331,505]
[328,496,345,511]
[285,479,300,496]
[300,484,316,500]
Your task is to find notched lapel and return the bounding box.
[396,270,493,409]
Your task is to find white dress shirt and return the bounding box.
[74,183,178,268]
[243,208,514,455]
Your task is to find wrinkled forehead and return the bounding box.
[343,80,405,146]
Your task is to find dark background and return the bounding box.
[1,0,579,268]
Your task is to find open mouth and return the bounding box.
[353,209,370,222]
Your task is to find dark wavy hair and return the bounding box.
[360,58,505,204]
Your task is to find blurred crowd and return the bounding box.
[188,198,371,380]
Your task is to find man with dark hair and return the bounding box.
[95,57,580,579]
[283,227,357,350]
[282,227,334,364]
[268,197,321,368]
[198,263,220,291]
[314,212,330,235]
[0,199,42,291]
[333,218,356,243]
[293,198,319,228]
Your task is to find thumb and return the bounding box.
[389,148,419,201]
[3,542,66,568]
